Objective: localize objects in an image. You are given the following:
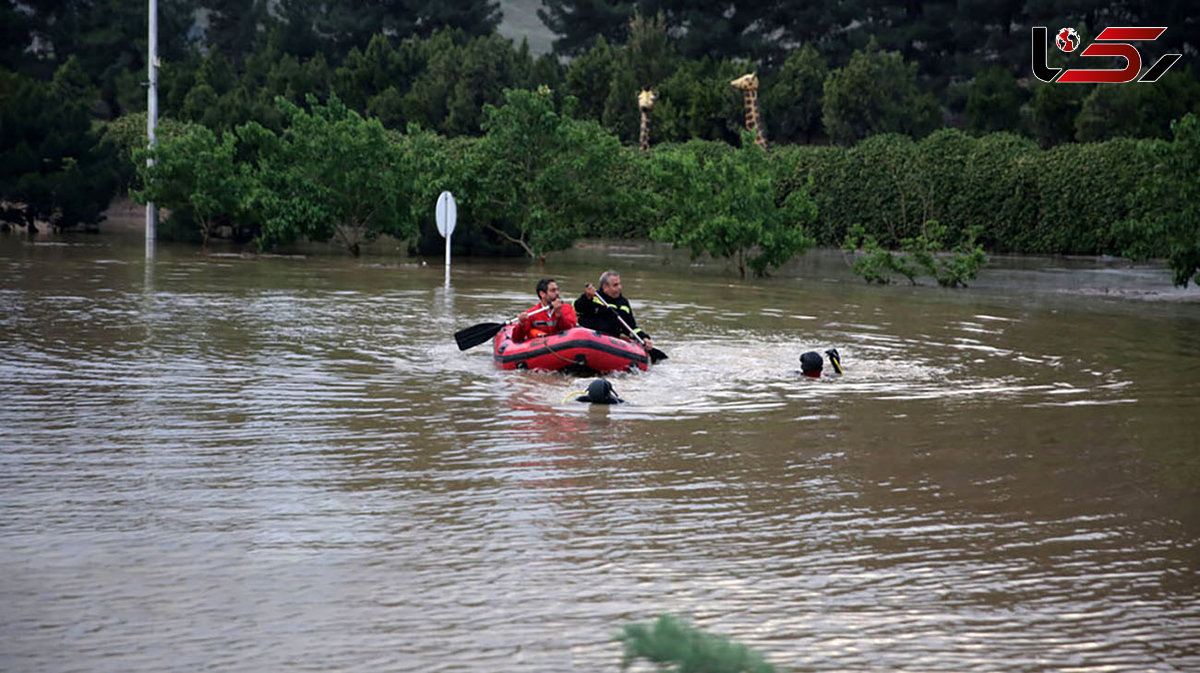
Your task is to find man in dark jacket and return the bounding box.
[574,269,653,351]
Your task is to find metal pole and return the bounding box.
[145,0,158,258]
[444,232,451,287]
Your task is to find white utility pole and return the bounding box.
[146,0,158,258]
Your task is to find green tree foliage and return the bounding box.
[134,123,245,247]
[1075,69,1200,142]
[564,36,618,122]
[446,35,525,136]
[411,0,502,40]
[652,57,745,144]
[965,66,1023,136]
[1033,137,1161,254]
[1030,80,1093,148]
[100,112,191,193]
[400,31,528,136]
[822,39,941,146]
[471,88,634,260]
[618,614,776,673]
[242,95,417,256]
[649,136,817,277]
[268,0,325,60]
[538,0,635,57]
[843,220,988,287]
[955,133,1039,251]
[0,3,33,71]
[761,43,828,144]
[0,64,119,232]
[15,0,198,116]
[540,0,798,64]
[786,127,1170,260]
[267,0,500,61]
[200,0,269,63]
[602,59,641,143]
[1117,114,1200,287]
[625,12,676,88]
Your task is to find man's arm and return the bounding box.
[574,291,599,324]
[558,302,578,330]
[511,312,530,342]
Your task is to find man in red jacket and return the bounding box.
[512,278,578,342]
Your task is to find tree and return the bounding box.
[200,0,269,63]
[334,34,427,115]
[18,0,199,116]
[1075,69,1200,142]
[266,0,500,60]
[965,66,1023,136]
[0,64,119,232]
[564,36,617,122]
[822,38,941,146]
[445,35,524,136]
[471,88,633,260]
[405,0,501,39]
[1119,114,1200,287]
[399,31,529,136]
[602,60,641,143]
[1029,80,1093,148]
[539,0,635,57]
[625,12,675,88]
[648,136,817,278]
[762,44,829,144]
[242,95,418,256]
[653,57,745,144]
[135,123,245,247]
[0,3,33,72]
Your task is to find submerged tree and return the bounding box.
[135,123,244,247]
[1118,114,1200,287]
[618,614,776,673]
[472,87,633,261]
[242,95,418,256]
[649,134,817,278]
[0,62,120,232]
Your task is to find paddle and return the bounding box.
[454,304,552,351]
[590,289,668,364]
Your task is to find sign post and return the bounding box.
[146,0,158,260]
[435,191,457,287]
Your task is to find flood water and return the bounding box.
[2,234,1199,672]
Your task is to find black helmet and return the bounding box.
[800,351,823,375]
[578,378,623,404]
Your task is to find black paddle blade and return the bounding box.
[649,348,668,364]
[454,322,505,351]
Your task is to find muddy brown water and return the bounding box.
[2,234,1198,672]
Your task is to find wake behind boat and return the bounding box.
[492,325,650,374]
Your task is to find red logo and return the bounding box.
[1056,27,1080,52]
[1032,26,1182,84]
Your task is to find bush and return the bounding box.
[1116,113,1200,287]
[843,220,988,287]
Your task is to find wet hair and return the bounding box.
[598,269,620,291]
[577,378,623,404]
[536,278,555,296]
[800,351,823,376]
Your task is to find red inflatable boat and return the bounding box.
[492,325,650,373]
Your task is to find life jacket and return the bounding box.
[514,302,578,342]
